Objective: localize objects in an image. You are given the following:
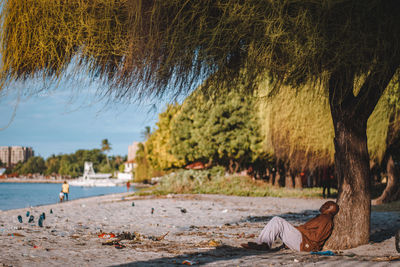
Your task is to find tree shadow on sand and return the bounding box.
[113,244,288,267]
[113,209,399,266]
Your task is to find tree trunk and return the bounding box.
[229,159,234,174]
[324,69,375,249]
[285,170,294,188]
[295,173,303,189]
[274,169,281,187]
[324,113,371,249]
[372,155,400,205]
[266,168,272,185]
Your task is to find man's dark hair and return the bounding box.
[319,201,339,216]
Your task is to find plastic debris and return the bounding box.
[41,212,46,220]
[131,202,135,207]
[38,217,43,227]
[310,250,335,256]
[148,231,169,241]
[18,215,23,223]
[372,256,400,262]
[180,208,187,213]
[117,232,136,240]
[8,233,25,237]
[98,233,116,239]
[182,260,194,265]
[50,209,53,214]
[208,239,222,247]
[151,208,154,214]
[26,211,30,217]
[28,215,34,223]
[222,209,228,213]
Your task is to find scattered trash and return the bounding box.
[98,233,116,239]
[28,215,34,223]
[18,215,23,223]
[182,260,194,265]
[117,232,136,240]
[114,244,125,249]
[81,204,86,208]
[208,239,222,247]
[310,250,335,256]
[8,233,25,237]
[372,256,400,262]
[38,217,43,227]
[222,209,228,213]
[131,202,135,207]
[148,232,169,241]
[294,259,299,263]
[180,208,187,213]
[151,208,154,214]
[26,211,30,217]
[102,240,120,246]
[41,212,46,220]
[50,209,53,214]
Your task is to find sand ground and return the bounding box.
[0,193,399,266]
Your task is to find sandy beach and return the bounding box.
[0,193,399,266]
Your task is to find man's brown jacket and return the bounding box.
[296,214,333,251]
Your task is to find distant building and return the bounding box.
[118,142,139,180]
[128,141,140,161]
[0,146,34,168]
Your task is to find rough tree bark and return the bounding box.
[294,173,303,189]
[274,169,281,187]
[285,169,294,188]
[372,155,400,205]
[325,61,398,249]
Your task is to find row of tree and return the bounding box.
[5,139,125,178]
[137,77,400,201]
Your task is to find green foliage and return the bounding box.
[169,88,267,171]
[101,139,111,153]
[145,104,185,170]
[144,168,330,198]
[118,163,125,173]
[44,155,60,175]
[1,1,398,100]
[17,156,46,174]
[8,148,125,178]
[257,80,400,170]
[134,142,165,182]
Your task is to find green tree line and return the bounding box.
[6,149,126,178]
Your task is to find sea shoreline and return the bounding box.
[0,193,399,266]
[0,178,64,184]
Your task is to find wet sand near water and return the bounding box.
[0,193,399,266]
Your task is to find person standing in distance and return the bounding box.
[62,181,70,201]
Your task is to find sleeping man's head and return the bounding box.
[319,201,339,216]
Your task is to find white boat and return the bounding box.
[69,162,122,187]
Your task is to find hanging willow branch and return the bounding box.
[0,0,398,99]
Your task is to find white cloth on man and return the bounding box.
[256,216,302,251]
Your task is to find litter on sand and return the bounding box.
[310,250,335,256]
[98,233,116,239]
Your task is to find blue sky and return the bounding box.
[0,77,171,159]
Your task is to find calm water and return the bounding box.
[0,183,133,211]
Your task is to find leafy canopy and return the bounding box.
[1,0,398,98]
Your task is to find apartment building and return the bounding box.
[0,146,34,167]
[128,141,140,161]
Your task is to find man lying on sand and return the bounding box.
[242,201,339,252]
